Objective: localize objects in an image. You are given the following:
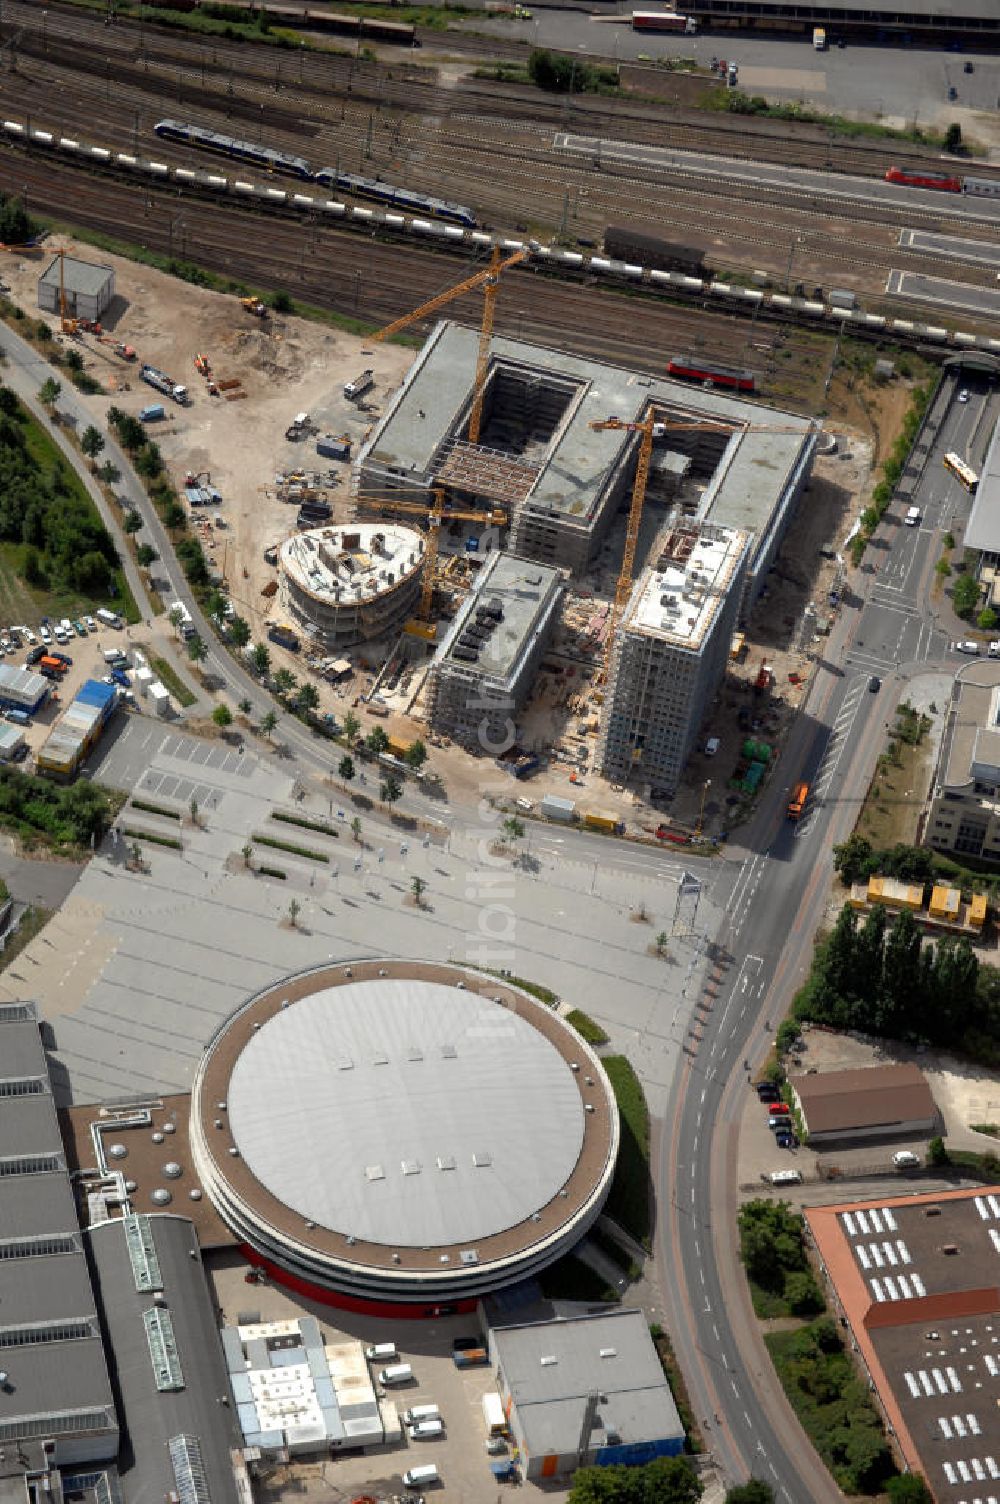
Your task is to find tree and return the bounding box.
[296,682,319,713]
[123,509,143,534]
[365,726,390,756]
[0,386,18,416]
[342,709,360,743]
[238,698,252,716]
[187,633,207,664]
[885,1475,934,1503]
[272,290,293,313]
[784,1269,824,1316]
[260,709,278,739]
[168,606,185,637]
[655,929,669,957]
[81,425,105,465]
[944,121,963,154]
[212,703,233,728]
[23,547,43,587]
[189,796,200,827]
[273,667,297,698]
[136,543,157,567]
[404,738,427,770]
[242,841,254,869]
[116,413,146,451]
[724,1485,774,1504]
[979,607,998,631]
[350,815,362,843]
[928,1135,949,1166]
[380,775,402,805]
[252,642,271,677]
[410,874,426,907]
[953,571,981,617]
[338,755,355,782]
[38,376,61,407]
[229,615,250,648]
[287,896,301,928]
[98,460,120,486]
[569,1457,701,1504]
[833,832,875,886]
[502,815,525,846]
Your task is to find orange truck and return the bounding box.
[787,782,809,820]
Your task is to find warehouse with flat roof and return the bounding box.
[684,0,997,41]
[358,322,816,605]
[38,255,115,324]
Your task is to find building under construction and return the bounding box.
[358,322,817,609]
[599,523,750,798]
[426,552,565,749]
[279,522,425,650]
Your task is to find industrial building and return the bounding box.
[358,322,816,605]
[37,679,118,779]
[426,551,564,749]
[598,522,750,796]
[280,522,426,650]
[87,1214,243,1504]
[190,959,619,1312]
[925,662,1000,865]
[488,1309,685,1480]
[807,1188,1000,1504]
[222,1316,389,1455]
[0,662,49,714]
[0,1001,118,1465]
[790,1063,937,1146]
[38,255,115,323]
[683,0,998,43]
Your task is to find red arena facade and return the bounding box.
[190,959,619,1316]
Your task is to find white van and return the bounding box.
[402,1464,439,1489]
[408,1419,444,1440]
[482,1391,507,1437]
[377,1363,413,1386]
[95,607,122,627]
[402,1404,440,1426]
[365,1341,397,1363]
[768,1169,802,1186]
[905,506,921,526]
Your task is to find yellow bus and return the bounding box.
[944,451,979,492]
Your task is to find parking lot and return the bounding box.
[208,1254,570,1503]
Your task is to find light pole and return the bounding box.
[784,232,804,293]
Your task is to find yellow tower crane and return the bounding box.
[355,487,507,623]
[50,247,77,335]
[373,244,533,445]
[590,414,833,685]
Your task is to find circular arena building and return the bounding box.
[280,522,425,651]
[190,960,619,1314]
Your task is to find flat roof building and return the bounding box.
[926,662,1000,866]
[808,1188,1000,1503]
[489,1309,685,1480]
[684,0,998,40]
[598,522,750,796]
[0,1003,118,1466]
[191,960,619,1312]
[791,1063,937,1145]
[962,419,1000,558]
[0,663,49,713]
[38,256,115,324]
[280,522,426,650]
[426,551,565,750]
[358,322,815,602]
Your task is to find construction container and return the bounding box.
[0,724,25,761]
[37,679,116,779]
[583,809,623,834]
[0,663,49,713]
[148,682,171,718]
[135,666,155,698]
[316,434,351,461]
[139,403,165,423]
[867,875,923,911]
[741,738,771,764]
[541,794,576,823]
[928,884,961,922]
[969,894,988,930]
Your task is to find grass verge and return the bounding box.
[538,1253,619,1305]
[129,798,181,820]
[254,833,329,862]
[0,904,52,967]
[258,864,287,880]
[602,1055,651,1248]
[272,809,340,838]
[121,826,183,850]
[650,1324,703,1454]
[565,1007,609,1045]
[481,969,558,1006]
[147,655,197,709]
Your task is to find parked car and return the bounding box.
[776,1131,797,1149]
[959,388,970,402]
[50,652,72,667]
[38,626,51,645]
[84,615,97,632]
[26,646,45,665]
[954,640,980,655]
[73,620,87,637]
[893,1150,921,1168]
[989,641,1000,658]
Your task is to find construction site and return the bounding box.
[0,233,869,830]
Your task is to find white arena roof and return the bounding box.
[227,977,584,1248]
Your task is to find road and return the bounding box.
[659,363,1000,1497]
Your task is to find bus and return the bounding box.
[944,452,979,492]
[813,26,827,48]
[787,782,809,821]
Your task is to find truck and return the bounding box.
[452,1345,488,1369]
[813,25,827,48]
[632,11,697,32]
[139,403,166,423]
[482,1392,507,1437]
[787,782,809,820]
[344,368,374,401]
[583,809,623,834]
[267,623,300,652]
[141,363,188,405]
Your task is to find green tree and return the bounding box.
[350,815,362,843]
[114,413,146,451]
[880,909,922,1034]
[75,551,111,593]
[123,510,143,534]
[260,709,277,739]
[98,460,120,486]
[953,571,981,617]
[366,726,390,756]
[238,698,252,716]
[784,1269,824,1316]
[502,815,525,846]
[229,615,250,648]
[272,290,293,313]
[569,1457,701,1504]
[885,1475,934,1503]
[212,703,233,728]
[296,682,319,713]
[338,755,355,782]
[81,425,105,465]
[724,1485,774,1504]
[38,376,61,407]
[0,386,18,415]
[168,606,185,637]
[928,1135,949,1166]
[655,929,669,957]
[242,841,254,869]
[273,667,297,698]
[287,896,300,927]
[404,738,427,770]
[738,1199,809,1294]
[410,874,426,907]
[381,775,403,805]
[23,547,44,587]
[342,709,360,743]
[187,633,207,664]
[136,543,157,567]
[252,643,271,677]
[944,121,963,153]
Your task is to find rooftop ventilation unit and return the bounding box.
[459,1249,480,1265]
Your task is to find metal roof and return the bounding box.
[491,1309,683,1456]
[965,419,1000,554]
[87,1215,241,1504]
[226,976,586,1249]
[39,255,114,297]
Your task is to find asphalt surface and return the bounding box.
[556,132,1000,224]
[887,268,1000,317]
[659,366,1000,1497]
[899,227,1000,266]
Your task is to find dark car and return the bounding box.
[776,1131,796,1149]
[964,60,974,73]
[26,646,45,665]
[50,652,72,666]
[869,676,881,692]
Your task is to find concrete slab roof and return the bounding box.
[280,522,424,607]
[362,322,815,534]
[435,551,564,683]
[935,664,1000,791]
[627,524,748,651]
[492,1309,683,1455]
[965,419,1000,554]
[39,255,113,297]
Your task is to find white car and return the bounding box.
[23,628,36,645]
[704,736,721,757]
[84,615,97,633]
[954,640,980,655]
[893,1150,921,1169]
[959,389,970,403]
[989,641,1000,658]
[39,626,51,645]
